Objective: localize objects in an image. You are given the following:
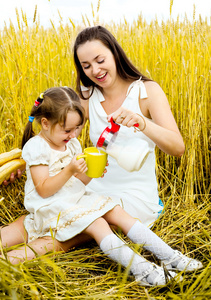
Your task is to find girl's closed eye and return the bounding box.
[65,126,79,134]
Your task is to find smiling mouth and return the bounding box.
[96,73,107,80]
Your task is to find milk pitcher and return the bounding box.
[96,118,152,172]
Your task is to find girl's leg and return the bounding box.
[104,206,203,272]
[84,216,177,286]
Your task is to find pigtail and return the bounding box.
[21,117,36,149]
[21,93,44,149]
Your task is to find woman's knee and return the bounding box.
[0,215,28,247]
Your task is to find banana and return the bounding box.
[0,148,22,166]
[0,159,26,185]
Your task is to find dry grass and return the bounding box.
[0,4,210,300]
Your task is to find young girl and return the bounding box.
[1,87,202,287]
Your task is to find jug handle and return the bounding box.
[110,117,120,133]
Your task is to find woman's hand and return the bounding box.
[101,161,108,178]
[108,108,145,130]
[107,81,185,157]
[3,169,24,186]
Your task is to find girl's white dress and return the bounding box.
[22,136,121,243]
[86,78,164,228]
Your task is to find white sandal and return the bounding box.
[161,250,203,272]
[135,264,182,287]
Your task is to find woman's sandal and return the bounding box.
[135,264,182,287]
[161,250,203,272]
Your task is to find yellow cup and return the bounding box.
[77,147,107,178]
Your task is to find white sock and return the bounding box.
[100,233,159,284]
[127,221,175,260]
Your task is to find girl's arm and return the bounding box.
[109,81,185,157]
[75,173,92,185]
[30,155,87,198]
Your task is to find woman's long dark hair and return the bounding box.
[21,87,85,148]
[73,25,152,99]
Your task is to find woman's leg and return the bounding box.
[4,236,59,264]
[2,232,92,264]
[104,206,203,272]
[0,215,92,264]
[0,215,28,247]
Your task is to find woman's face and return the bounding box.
[77,40,118,89]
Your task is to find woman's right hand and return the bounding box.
[3,169,23,186]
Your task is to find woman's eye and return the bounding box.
[83,65,90,70]
[98,60,104,64]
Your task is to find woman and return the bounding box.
[73,25,185,227]
[1,25,185,254]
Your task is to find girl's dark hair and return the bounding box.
[22,87,85,148]
[73,25,152,99]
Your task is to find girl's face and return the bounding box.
[42,111,81,151]
[77,40,118,89]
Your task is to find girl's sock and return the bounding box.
[99,233,161,284]
[127,221,175,260]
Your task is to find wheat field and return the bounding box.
[0,4,210,300]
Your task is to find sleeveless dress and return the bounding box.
[22,136,121,243]
[86,78,163,228]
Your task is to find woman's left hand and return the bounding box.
[101,161,108,178]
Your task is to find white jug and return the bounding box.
[96,118,152,172]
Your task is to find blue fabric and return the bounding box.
[157,198,164,218]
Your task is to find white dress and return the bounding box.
[86,78,164,228]
[22,136,121,242]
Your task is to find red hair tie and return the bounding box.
[34,100,40,107]
[34,93,44,107]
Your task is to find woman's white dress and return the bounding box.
[22,136,121,242]
[86,78,164,228]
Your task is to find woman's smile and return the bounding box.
[96,72,108,82]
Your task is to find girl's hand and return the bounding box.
[108,108,145,130]
[70,154,88,175]
[31,155,88,198]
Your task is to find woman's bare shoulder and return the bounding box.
[144,80,165,96]
[144,81,168,107]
